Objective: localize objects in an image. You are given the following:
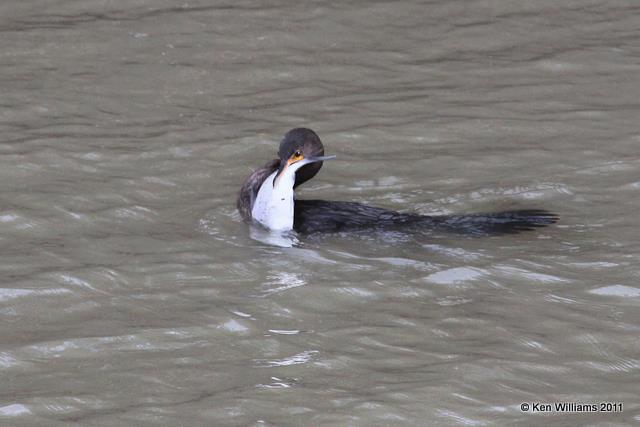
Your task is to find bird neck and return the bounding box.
[251,169,296,231]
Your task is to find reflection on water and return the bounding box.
[249,225,300,248]
[261,271,306,296]
[256,350,319,368]
[1,0,639,425]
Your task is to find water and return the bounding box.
[1,1,639,425]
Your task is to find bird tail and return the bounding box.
[292,199,557,235]
[424,209,558,236]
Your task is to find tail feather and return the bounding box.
[431,209,558,235]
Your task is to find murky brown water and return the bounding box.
[1,1,639,426]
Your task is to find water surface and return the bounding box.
[1,1,639,426]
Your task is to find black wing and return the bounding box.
[236,159,279,221]
[293,199,427,233]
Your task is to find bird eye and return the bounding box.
[294,150,301,157]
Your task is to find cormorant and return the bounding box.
[237,128,557,235]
